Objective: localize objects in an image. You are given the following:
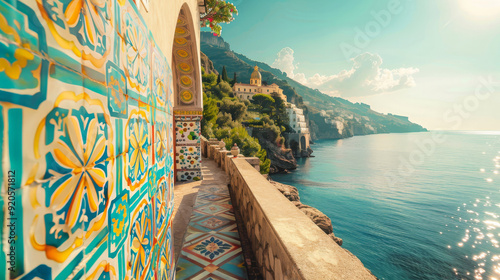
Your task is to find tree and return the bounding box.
[251,94,275,113]
[222,66,229,82]
[202,71,217,91]
[216,112,234,128]
[200,0,238,36]
[219,98,246,121]
[222,127,261,157]
[201,93,219,138]
[212,80,232,99]
[233,72,237,83]
[271,92,289,130]
[217,73,221,84]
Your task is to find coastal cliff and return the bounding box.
[200,51,219,75]
[269,179,343,246]
[200,32,427,142]
[251,128,298,174]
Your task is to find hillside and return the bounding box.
[200,32,427,140]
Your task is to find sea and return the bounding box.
[271,131,500,280]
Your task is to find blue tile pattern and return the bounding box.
[176,184,248,279]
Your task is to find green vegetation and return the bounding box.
[200,0,238,36]
[251,94,274,112]
[201,35,428,135]
[222,66,229,82]
[201,66,281,174]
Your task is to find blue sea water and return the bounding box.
[271,131,500,280]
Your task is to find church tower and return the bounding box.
[250,65,262,86]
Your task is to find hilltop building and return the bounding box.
[287,103,309,134]
[234,66,311,156]
[233,66,287,101]
[285,103,311,157]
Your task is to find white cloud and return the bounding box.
[293,72,307,85]
[272,48,419,97]
[272,47,299,79]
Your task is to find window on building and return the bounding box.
[244,88,246,92]
[247,96,250,99]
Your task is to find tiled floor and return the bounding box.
[175,161,248,280]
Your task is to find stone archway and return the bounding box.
[172,4,203,181]
[300,135,306,151]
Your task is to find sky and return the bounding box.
[216,0,500,130]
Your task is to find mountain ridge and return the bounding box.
[200,32,427,140]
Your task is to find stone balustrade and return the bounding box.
[199,137,375,280]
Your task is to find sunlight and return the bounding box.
[459,0,500,18]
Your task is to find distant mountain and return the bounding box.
[200,32,427,140]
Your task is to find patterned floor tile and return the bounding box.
[184,235,239,262]
[194,204,228,216]
[176,183,248,280]
[195,216,233,231]
[201,193,228,201]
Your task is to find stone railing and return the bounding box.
[200,137,375,280]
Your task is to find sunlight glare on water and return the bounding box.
[272,131,500,280]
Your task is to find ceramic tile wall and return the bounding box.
[175,116,202,181]
[0,0,175,279]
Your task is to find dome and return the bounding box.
[251,66,261,80]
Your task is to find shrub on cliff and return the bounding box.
[270,92,290,132]
[222,126,260,156]
[216,112,238,128]
[219,98,246,121]
[202,68,218,90]
[256,149,271,174]
[202,92,219,138]
[211,80,233,99]
[252,94,275,114]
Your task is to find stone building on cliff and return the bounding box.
[233,66,311,157]
[233,66,287,101]
[285,103,312,157]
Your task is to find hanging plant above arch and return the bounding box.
[200,0,238,36]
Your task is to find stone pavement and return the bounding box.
[174,159,248,279]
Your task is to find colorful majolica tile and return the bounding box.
[0,39,49,110]
[177,170,202,182]
[108,190,130,258]
[37,0,113,73]
[156,118,169,168]
[107,61,128,119]
[124,42,149,101]
[0,0,179,279]
[0,1,46,56]
[128,195,153,280]
[176,146,201,170]
[0,0,206,278]
[151,45,169,109]
[175,120,201,145]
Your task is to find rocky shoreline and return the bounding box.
[267,177,343,246]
